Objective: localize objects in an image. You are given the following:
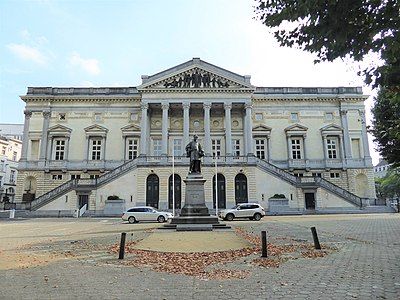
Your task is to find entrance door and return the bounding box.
[146,174,159,209]
[78,195,89,210]
[213,173,226,209]
[235,173,248,204]
[305,193,316,210]
[169,174,182,209]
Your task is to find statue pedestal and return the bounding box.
[168,172,228,230]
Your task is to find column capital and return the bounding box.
[340,110,348,116]
[224,102,232,110]
[203,102,212,110]
[42,111,51,118]
[182,102,191,110]
[244,103,253,110]
[141,103,149,110]
[24,110,32,118]
[161,103,170,110]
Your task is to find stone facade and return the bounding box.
[15,58,376,213]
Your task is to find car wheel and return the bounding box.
[253,213,262,221]
[225,213,234,221]
[128,216,136,224]
[157,215,166,223]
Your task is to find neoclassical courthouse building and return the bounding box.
[15,58,376,214]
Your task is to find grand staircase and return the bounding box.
[29,156,365,211]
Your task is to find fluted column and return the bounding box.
[203,102,212,156]
[359,110,371,160]
[244,103,253,155]
[340,110,352,160]
[161,103,169,156]
[21,110,32,161]
[39,111,51,161]
[140,103,149,156]
[224,102,232,156]
[183,102,190,152]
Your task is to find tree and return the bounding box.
[375,167,400,199]
[255,0,400,164]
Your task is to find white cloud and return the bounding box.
[69,52,100,75]
[7,43,48,65]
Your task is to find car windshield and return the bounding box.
[231,205,240,209]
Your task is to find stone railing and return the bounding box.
[27,87,138,95]
[254,86,363,95]
[255,158,300,185]
[31,179,77,210]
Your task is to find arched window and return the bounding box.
[146,174,159,209]
[235,173,248,204]
[212,173,226,209]
[168,174,182,209]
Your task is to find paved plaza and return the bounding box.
[1,214,399,299]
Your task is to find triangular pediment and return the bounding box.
[84,124,108,133]
[121,124,141,132]
[253,124,272,131]
[320,124,343,132]
[48,124,72,133]
[285,124,308,132]
[138,58,253,91]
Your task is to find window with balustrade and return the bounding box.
[291,138,302,159]
[232,139,240,157]
[126,138,139,160]
[90,138,102,160]
[326,138,338,159]
[255,139,266,159]
[212,139,221,157]
[53,139,66,161]
[153,139,162,156]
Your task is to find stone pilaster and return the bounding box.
[39,111,51,161]
[359,110,372,166]
[340,110,352,160]
[224,102,232,156]
[203,102,212,156]
[244,103,253,155]
[183,102,190,153]
[161,103,169,155]
[140,103,149,156]
[20,110,32,161]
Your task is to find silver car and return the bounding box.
[219,203,265,221]
[122,206,173,223]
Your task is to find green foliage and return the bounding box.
[255,0,400,165]
[271,193,286,199]
[254,0,400,87]
[371,89,400,167]
[375,167,400,198]
[107,195,120,200]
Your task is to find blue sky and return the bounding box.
[0,0,378,161]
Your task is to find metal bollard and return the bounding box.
[118,232,127,259]
[261,231,267,257]
[310,227,321,250]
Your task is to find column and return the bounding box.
[339,134,346,168]
[183,102,190,152]
[286,135,292,160]
[340,110,352,160]
[140,103,149,156]
[322,135,328,168]
[359,110,371,159]
[161,103,169,156]
[224,102,232,156]
[244,103,253,155]
[267,137,272,162]
[203,102,212,156]
[39,111,51,161]
[20,110,32,161]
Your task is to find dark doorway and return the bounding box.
[305,192,316,210]
[78,194,89,210]
[213,173,226,209]
[168,174,182,209]
[146,174,159,209]
[235,173,248,204]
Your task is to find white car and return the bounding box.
[122,206,173,223]
[219,203,265,221]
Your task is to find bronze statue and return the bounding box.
[186,135,204,173]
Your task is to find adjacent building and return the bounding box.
[374,159,392,178]
[15,58,376,214]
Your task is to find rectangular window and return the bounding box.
[212,139,221,157]
[351,138,361,159]
[291,138,302,159]
[290,113,299,121]
[94,113,102,122]
[12,151,17,161]
[330,172,340,178]
[52,174,63,180]
[153,139,162,156]
[312,172,322,177]
[232,139,241,157]
[10,170,16,183]
[173,139,182,156]
[90,138,102,160]
[255,113,263,121]
[255,139,266,159]
[53,139,66,161]
[294,172,304,177]
[325,112,334,121]
[71,174,81,180]
[90,174,100,179]
[326,138,338,159]
[127,138,139,160]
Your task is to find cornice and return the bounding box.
[20,95,141,103]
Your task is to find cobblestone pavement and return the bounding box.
[1,214,400,299]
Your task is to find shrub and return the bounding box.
[271,194,286,199]
[107,195,120,200]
